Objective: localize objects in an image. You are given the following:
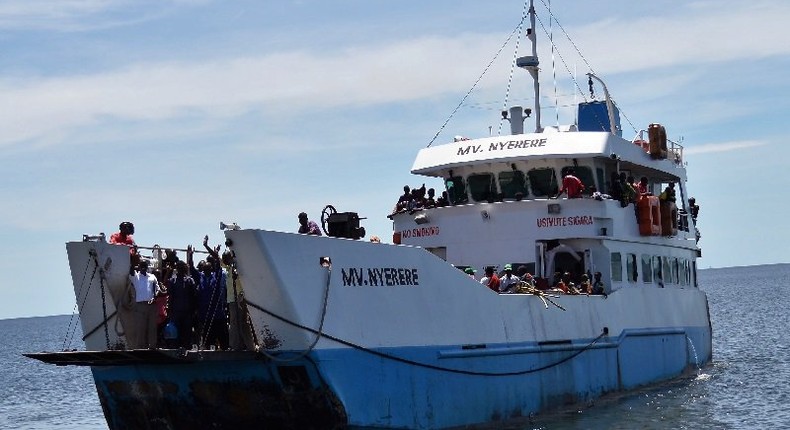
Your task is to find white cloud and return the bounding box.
[685,140,767,155]
[0,34,509,147]
[0,0,201,31]
[549,0,790,76]
[2,0,788,150]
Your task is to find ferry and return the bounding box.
[27,1,711,429]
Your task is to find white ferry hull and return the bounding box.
[228,229,711,428]
[53,231,711,429]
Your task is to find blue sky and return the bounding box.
[1,0,788,319]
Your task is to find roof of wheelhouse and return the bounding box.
[411,130,686,182]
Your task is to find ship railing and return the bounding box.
[82,234,211,276]
[631,130,684,165]
[667,139,684,165]
[81,235,211,255]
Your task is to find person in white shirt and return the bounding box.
[499,264,520,294]
[126,259,160,349]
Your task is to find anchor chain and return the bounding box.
[94,253,112,350]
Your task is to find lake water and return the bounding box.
[2,264,789,429]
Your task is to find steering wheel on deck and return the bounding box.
[321,205,337,235]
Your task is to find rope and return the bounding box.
[231,266,260,349]
[515,281,566,310]
[534,13,588,106]
[246,299,607,377]
[198,269,224,349]
[538,0,595,73]
[82,310,118,341]
[427,14,528,147]
[497,0,529,136]
[62,254,98,351]
[113,284,126,339]
[95,255,111,350]
[61,253,93,351]
[244,299,260,348]
[548,0,560,129]
[536,0,639,135]
[255,266,332,363]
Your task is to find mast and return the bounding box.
[516,0,541,132]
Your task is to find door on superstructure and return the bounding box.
[584,249,593,276]
[545,242,583,281]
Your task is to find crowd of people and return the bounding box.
[391,171,699,227]
[393,184,450,214]
[547,169,700,239]
[463,264,606,296]
[109,222,255,351]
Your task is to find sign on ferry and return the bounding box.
[536,215,594,228]
[341,267,420,287]
[456,138,548,156]
[400,226,440,239]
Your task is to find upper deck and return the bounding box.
[395,124,699,292]
[412,130,686,181]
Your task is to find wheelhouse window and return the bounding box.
[498,170,527,199]
[446,176,468,205]
[610,252,622,282]
[562,166,596,194]
[467,173,496,202]
[662,257,672,284]
[528,168,558,197]
[641,254,652,283]
[653,256,663,286]
[626,253,638,282]
[679,259,687,286]
[672,258,680,285]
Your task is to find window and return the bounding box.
[692,261,698,288]
[653,256,663,286]
[528,168,558,197]
[672,258,680,285]
[610,252,622,282]
[562,166,596,194]
[596,168,605,193]
[467,173,496,202]
[641,255,652,283]
[662,257,672,284]
[679,259,687,286]
[498,170,527,199]
[626,253,638,282]
[426,247,447,261]
[446,176,467,205]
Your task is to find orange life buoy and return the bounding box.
[637,196,661,236]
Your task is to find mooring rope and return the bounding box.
[246,297,607,377]
[62,252,98,351]
[254,266,332,363]
[427,10,529,147]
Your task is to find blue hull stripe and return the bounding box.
[90,326,711,429]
